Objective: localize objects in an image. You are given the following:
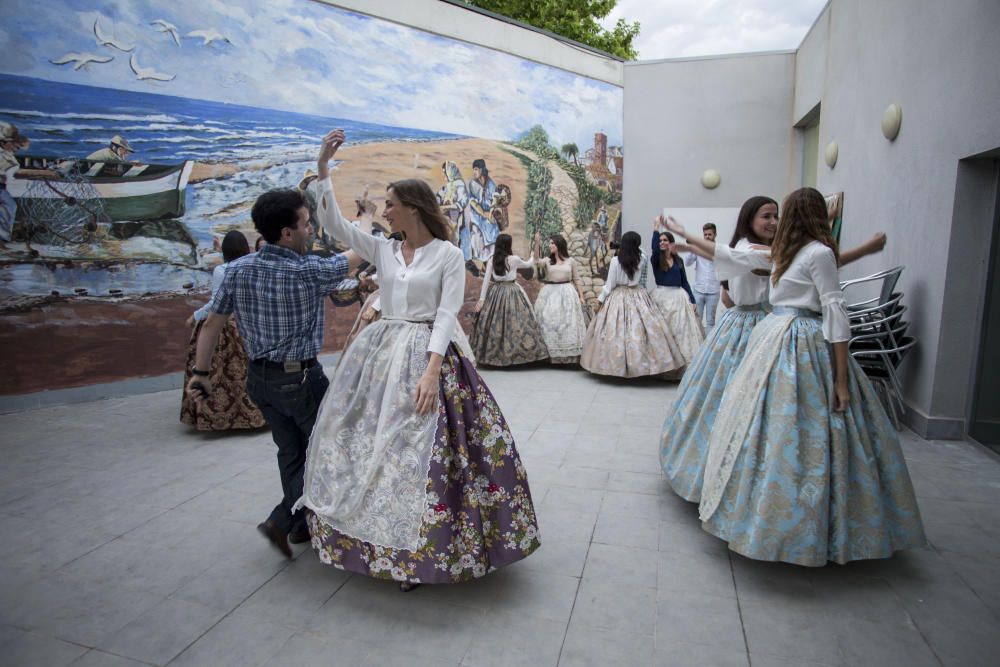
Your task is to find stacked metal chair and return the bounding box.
[840,266,915,427]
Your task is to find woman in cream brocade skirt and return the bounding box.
[534,281,588,364]
[581,285,685,378]
[649,286,704,364]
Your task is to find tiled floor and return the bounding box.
[1,366,999,666]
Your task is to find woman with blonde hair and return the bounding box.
[297,130,539,591]
[665,187,924,565]
[581,230,685,378]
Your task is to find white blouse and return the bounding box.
[193,263,228,321]
[715,240,850,342]
[599,254,648,302]
[315,178,465,357]
[477,255,534,302]
[712,238,770,307]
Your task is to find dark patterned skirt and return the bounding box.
[180,318,265,431]
[470,281,549,366]
[304,324,540,584]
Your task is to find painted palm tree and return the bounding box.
[561,143,579,165]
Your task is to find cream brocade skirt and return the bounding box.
[581,286,685,378]
[649,286,705,364]
[534,281,588,364]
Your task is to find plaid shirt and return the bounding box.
[209,244,352,361]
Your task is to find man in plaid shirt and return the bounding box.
[187,187,363,558]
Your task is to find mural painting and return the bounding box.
[0,0,623,394]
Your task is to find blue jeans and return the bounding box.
[246,362,329,535]
[694,290,720,327]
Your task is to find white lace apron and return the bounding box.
[296,317,439,551]
[698,312,795,521]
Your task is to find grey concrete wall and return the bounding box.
[622,52,795,229]
[808,0,1000,429]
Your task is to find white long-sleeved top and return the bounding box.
[478,255,534,302]
[715,240,850,342]
[598,254,648,302]
[315,178,465,356]
[685,253,719,294]
[193,263,228,321]
[712,238,770,307]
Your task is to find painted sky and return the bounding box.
[0,0,623,148]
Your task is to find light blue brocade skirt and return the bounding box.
[660,305,768,502]
[698,308,927,566]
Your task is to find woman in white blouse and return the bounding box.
[180,230,265,431]
[470,233,548,365]
[581,231,685,378]
[296,130,540,590]
[666,187,925,566]
[659,196,778,501]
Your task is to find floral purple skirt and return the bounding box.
[306,342,540,584]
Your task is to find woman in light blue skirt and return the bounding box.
[666,188,925,566]
[659,197,777,501]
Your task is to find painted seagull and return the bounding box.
[93,18,135,52]
[186,28,233,46]
[129,53,175,82]
[50,52,114,71]
[150,19,181,46]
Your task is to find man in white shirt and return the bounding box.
[686,222,721,327]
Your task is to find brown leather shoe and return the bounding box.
[288,529,311,544]
[257,520,292,559]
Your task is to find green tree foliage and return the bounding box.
[464,0,640,60]
[561,142,579,165]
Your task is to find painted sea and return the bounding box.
[0,74,463,299]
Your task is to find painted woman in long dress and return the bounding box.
[298,130,539,589]
[665,188,925,565]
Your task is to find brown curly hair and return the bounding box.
[387,179,455,243]
[770,187,839,285]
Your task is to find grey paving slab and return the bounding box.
[0,631,89,667]
[2,369,1000,666]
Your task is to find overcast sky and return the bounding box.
[600,0,828,60]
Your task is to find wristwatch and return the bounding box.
[191,368,210,377]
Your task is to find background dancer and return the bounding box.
[581,231,684,379]
[470,233,548,366]
[649,219,704,366]
[531,232,589,365]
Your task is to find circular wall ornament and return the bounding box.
[701,168,721,189]
[882,103,902,140]
[824,141,839,168]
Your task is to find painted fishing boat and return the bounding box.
[9,155,194,221]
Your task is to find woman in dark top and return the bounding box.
[648,220,705,365]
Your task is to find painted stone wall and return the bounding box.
[0,0,623,394]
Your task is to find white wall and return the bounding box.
[622,52,795,231]
[626,0,1000,437]
[808,0,1000,434]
